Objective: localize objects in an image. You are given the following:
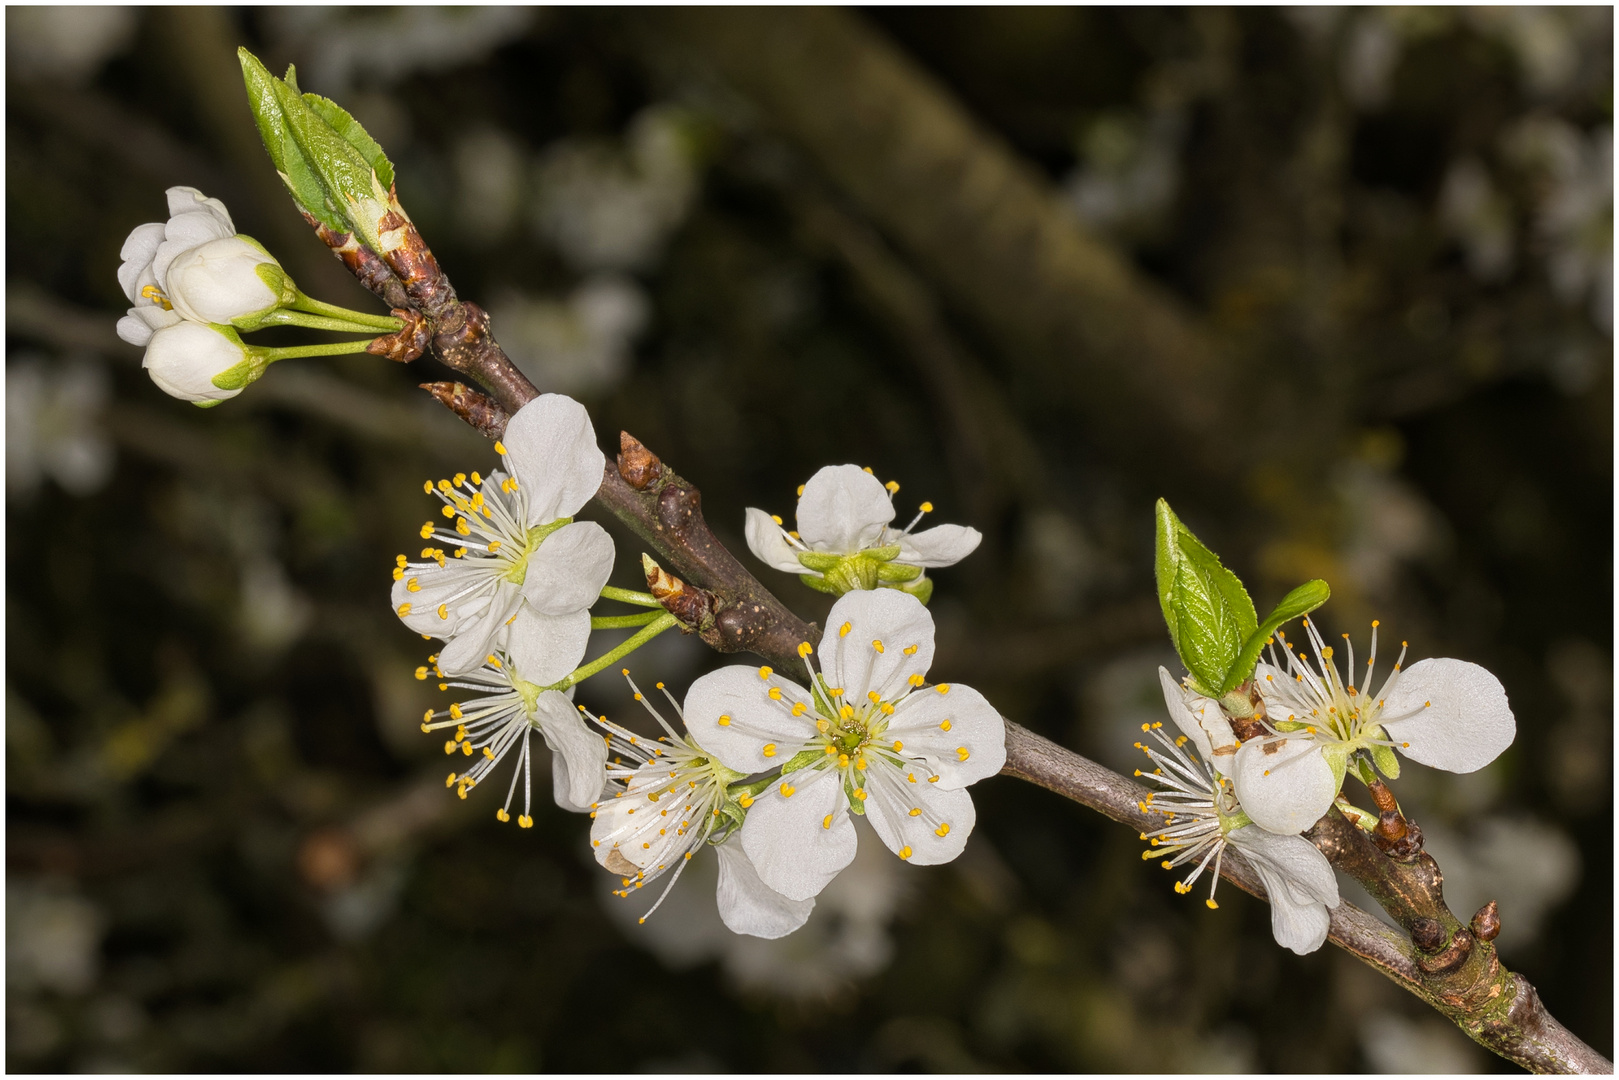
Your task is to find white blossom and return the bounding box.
[421,606,606,816]
[1234,619,1516,835]
[744,463,980,599]
[586,679,813,939]
[391,394,612,677]
[1137,673,1340,955]
[6,357,113,498]
[117,186,294,329]
[684,588,1006,903]
[133,321,261,405]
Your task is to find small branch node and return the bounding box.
[1470,900,1501,943]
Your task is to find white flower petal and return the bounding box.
[117,222,167,302]
[681,666,817,775]
[744,507,807,573]
[437,590,522,676]
[140,322,246,403]
[739,765,857,902]
[1254,661,1314,719]
[535,689,607,811]
[391,564,485,638]
[1231,736,1338,835]
[714,838,815,939]
[1230,826,1338,955]
[165,185,235,232]
[895,523,981,568]
[1159,667,1213,761]
[862,770,975,865]
[520,520,614,615]
[502,394,604,524]
[796,464,894,552]
[882,684,1005,788]
[154,213,236,287]
[165,236,280,325]
[1379,658,1515,773]
[503,606,590,686]
[817,588,936,703]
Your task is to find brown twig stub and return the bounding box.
[618,431,664,490]
[419,382,509,441]
[642,555,720,643]
[367,308,431,363]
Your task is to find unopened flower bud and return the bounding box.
[141,322,264,406]
[165,235,299,328]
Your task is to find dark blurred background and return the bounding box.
[6,7,1611,1072]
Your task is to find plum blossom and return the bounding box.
[421,606,605,816]
[391,394,612,677]
[744,463,980,601]
[1137,669,1340,954]
[683,588,1006,903]
[116,186,296,331]
[586,677,813,939]
[1233,619,1516,835]
[126,321,263,406]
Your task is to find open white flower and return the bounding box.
[744,464,980,600]
[1233,619,1516,835]
[391,394,612,677]
[132,321,262,405]
[586,679,814,939]
[1135,684,1340,955]
[421,605,606,817]
[684,588,1006,903]
[118,185,295,329]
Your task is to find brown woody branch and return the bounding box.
[297,182,1609,1078]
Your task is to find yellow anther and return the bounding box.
[880,703,894,715]
[437,479,452,494]
[956,747,970,761]
[396,554,408,567]
[717,714,731,727]
[935,684,950,695]
[443,740,457,754]
[441,505,456,519]
[838,754,850,768]
[397,603,412,616]
[519,815,533,829]
[483,747,494,759]
[852,788,866,801]
[822,814,834,830]
[903,645,918,656]
[496,809,510,822]
[406,577,421,593]
[862,466,874,474]
[908,674,925,687]
[840,705,854,720]
[871,639,884,654]
[771,515,783,525]
[908,807,921,817]
[791,702,807,717]
[828,687,843,697]
[488,540,502,553]
[758,666,773,679]
[462,742,473,756]
[446,773,456,788]
[797,641,813,658]
[839,621,852,638]
[885,480,899,494]
[414,666,428,681]
[768,687,782,701]
[940,720,952,732]
[855,756,867,770]
[437,603,449,619]
[892,740,904,751]
[471,471,483,485]
[449,703,464,720]
[1205,899,1219,910]
[824,745,837,755]
[455,518,471,536]
[780,783,796,798]
[919,501,933,513]
[456,785,468,800]
[935,823,950,837]
[763,744,777,758]
[898,845,913,859]
[494,441,507,456]
[907,773,916,783]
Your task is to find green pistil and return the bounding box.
[514,678,543,715]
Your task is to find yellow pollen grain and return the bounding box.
[717,714,731,727]
[768,688,782,701]
[892,740,904,751]
[919,501,933,513]
[763,744,777,758]
[935,823,950,837]
[494,441,507,456]
[815,717,828,731]
[935,684,950,695]
[956,747,970,761]
[822,814,834,830]
[397,603,412,616]
[940,720,952,732]
[496,809,509,822]
[909,807,921,817]
[758,666,773,679]
[771,514,783,525]
[437,603,449,619]
[798,641,813,658]
[415,666,428,680]
[838,621,853,638]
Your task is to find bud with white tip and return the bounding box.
[139,322,265,407]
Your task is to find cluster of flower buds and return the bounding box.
[1142,500,1516,953]
[116,187,402,405]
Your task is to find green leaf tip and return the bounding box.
[1154,499,1256,694]
[1220,578,1330,695]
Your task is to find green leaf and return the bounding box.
[1218,578,1330,694]
[238,49,345,230]
[302,92,395,190]
[1155,499,1257,692]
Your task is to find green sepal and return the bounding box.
[886,576,934,604]
[1219,579,1331,695]
[798,573,841,595]
[1369,738,1402,780]
[192,399,224,410]
[796,551,844,573]
[226,262,301,331]
[1319,741,1351,793]
[875,561,923,583]
[301,91,395,190]
[1354,754,1379,788]
[1155,499,1258,694]
[778,749,823,776]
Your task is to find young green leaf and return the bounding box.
[1155,499,1257,693]
[1218,578,1331,694]
[301,93,395,191]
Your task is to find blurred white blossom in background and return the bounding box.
[7,878,104,996]
[533,106,703,273]
[1065,107,1186,239]
[1360,1010,1485,1073]
[490,275,651,398]
[1505,117,1613,334]
[6,357,115,499]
